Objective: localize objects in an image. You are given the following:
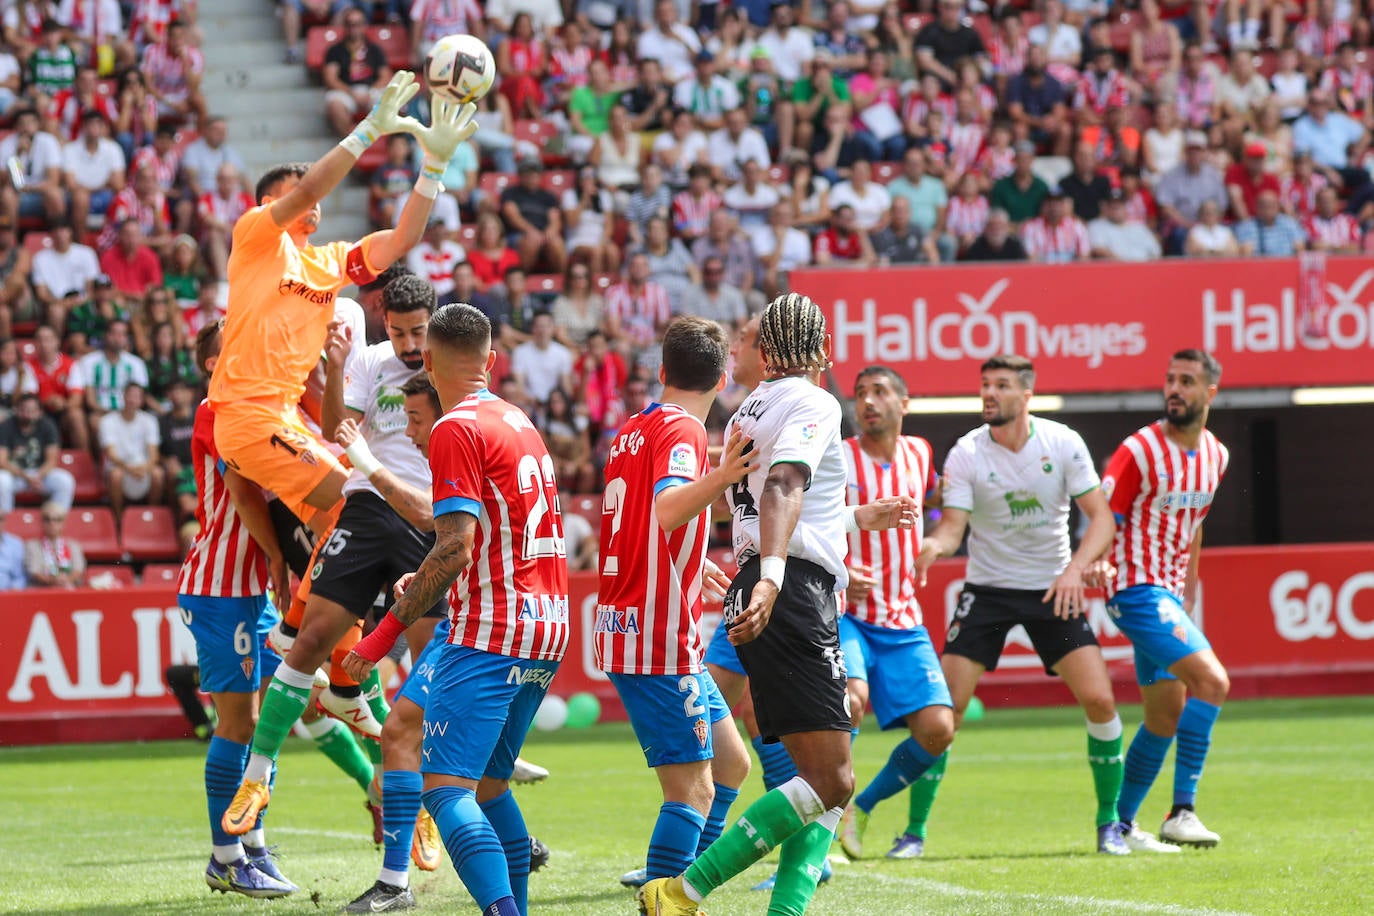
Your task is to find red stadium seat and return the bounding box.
[873,162,900,184]
[563,494,601,528]
[456,224,477,248]
[971,15,994,47]
[23,231,51,254]
[512,119,569,166]
[142,562,183,585]
[903,13,929,33]
[478,172,515,199]
[304,26,340,71]
[766,164,791,185]
[2,507,41,540]
[67,507,121,563]
[59,450,104,503]
[355,136,388,173]
[17,338,35,360]
[87,564,137,587]
[706,546,737,576]
[541,169,575,194]
[529,273,563,294]
[120,506,182,561]
[370,26,413,72]
[593,273,615,291]
[1108,12,1137,53]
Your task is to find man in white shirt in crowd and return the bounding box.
[672,51,740,131]
[71,318,148,441]
[0,107,65,226]
[753,1,814,84]
[179,116,249,200]
[636,0,701,82]
[1088,190,1162,261]
[723,158,781,230]
[708,107,771,185]
[511,309,574,407]
[828,158,892,232]
[751,201,813,298]
[62,110,126,233]
[99,380,163,518]
[30,219,101,334]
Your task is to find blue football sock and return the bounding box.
[423,785,514,911]
[646,801,707,879]
[1117,725,1174,824]
[382,770,423,878]
[697,783,739,856]
[752,735,798,791]
[205,736,249,849]
[855,737,938,814]
[480,790,530,915]
[1174,698,1221,808]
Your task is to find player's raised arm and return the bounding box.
[270,71,423,229]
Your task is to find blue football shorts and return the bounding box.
[610,668,731,768]
[421,642,560,781]
[177,593,282,694]
[839,614,952,730]
[702,613,745,676]
[1106,584,1212,687]
[397,618,451,710]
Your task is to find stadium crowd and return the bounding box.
[3,0,1373,583]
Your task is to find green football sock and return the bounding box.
[767,816,837,916]
[905,752,947,838]
[684,789,806,897]
[249,668,314,763]
[1088,733,1125,826]
[307,716,374,792]
[361,668,389,765]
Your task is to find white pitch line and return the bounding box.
[848,869,1257,916]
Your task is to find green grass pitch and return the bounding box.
[3,696,1371,915]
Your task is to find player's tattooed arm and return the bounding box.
[387,510,476,628]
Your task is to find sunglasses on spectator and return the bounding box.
[43,515,64,523]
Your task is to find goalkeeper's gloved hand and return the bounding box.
[410,97,480,185]
[345,70,423,153]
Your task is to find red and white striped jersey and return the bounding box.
[947,121,985,176]
[197,188,253,231]
[550,43,593,89]
[1103,421,1228,597]
[1021,216,1090,263]
[843,436,937,630]
[976,144,1015,183]
[1075,70,1131,114]
[1293,19,1350,60]
[605,280,671,348]
[429,390,570,661]
[409,0,482,46]
[133,145,180,192]
[129,0,187,43]
[98,187,169,250]
[140,38,203,100]
[990,32,1028,77]
[177,401,267,597]
[672,189,721,237]
[902,92,955,129]
[1305,211,1360,248]
[947,194,990,239]
[595,402,709,674]
[1319,66,1373,112]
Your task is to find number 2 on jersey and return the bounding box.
[601,477,627,575]
[517,453,566,559]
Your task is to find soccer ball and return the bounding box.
[425,34,496,105]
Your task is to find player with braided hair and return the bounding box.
[639,294,917,916]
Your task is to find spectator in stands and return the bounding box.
[828,158,891,232]
[26,323,84,450]
[368,133,416,228]
[99,218,163,303]
[141,19,204,128]
[25,19,77,111]
[652,109,709,191]
[99,162,171,255]
[0,106,65,227]
[947,170,990,252]
[1175,41,1219,134]
[789,52,849,158]
[1088,189,1162,261]
[962,207,1027,261]
[48,66,114,142]
[0,507,23,588]
[1217,48,1270,149]
[72,317,147,439]
[179,116,248,204]
[158,371,196,518]
[144,321,196,407]
[871,194,939,265]
[605,251,670,360]
[502,160,567,274]
[574,328,627,439]
[280,0,346,65]
[66,274,125,355]
[182,281,224,339]
[682,254,748,329]
[1184,199,1240,257]
[0,42,18,120]
[1059,144,1111,222]
[1155,131,1228,252]
[1293,89,1370,192]
[670,162,720,243]
[1292,0,1348,70]
[23,501,84,588]
[511,310,573,408]
[1305,186,1361,254]
[722,158,781,232]
[113,69,157,163]
[1143,101,1185,179]
[870,4,917,84]
[566,57,620,164]
[405,218,465,298]
[1005,44,1070,156]
[163,234,204,308]
[1128,0,1180,95]
[672,50,738,133]
[131,287,187,362]
[740,45,787,152]
[409,0,484,66]
[538,386,595,494]
[1320,42,1370,124]
[707,105,770,185]
[30,220,97,335]
[99,379,161,517]
[0,219,31,341]
[590,103,643,192]
[466,211,520,293]
[624,161,672,249]
[561,166,618,275]
[783,154,830,230]
[751,199,813,298]
[989,140,1048,226]
[814,203,875,268]
[752,0,812,85]
[497,12,549,119]
[62,0,134,75]
[847,48,906,162]
[692,208,757,299]
[550,262,607,349]
[621,57,673,136]
[196,163,251,281]
[637,0,701,83]
[0,391,74,513]
[1028,0,1080,78]
[639,214,698,312]
[490,265,539,347]
[1226,141,1281,220]
[62,110,125,234]
[321,9,391,137]
[1234,189,1307,257]
[915,0,986,90]
[1022,192,1090,263]
[0,337,36,419]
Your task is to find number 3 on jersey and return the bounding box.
[517,453,566,559]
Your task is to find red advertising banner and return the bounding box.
[793,257,1374,394]
[3,543,1372,744]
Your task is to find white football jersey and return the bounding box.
[342,340,433,497]
[942,417,1100,590]
[727,376,849,588]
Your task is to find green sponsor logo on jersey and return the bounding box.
[1003,491,1044,518]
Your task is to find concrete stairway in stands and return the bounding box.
[195,0,371,245]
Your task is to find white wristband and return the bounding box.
[843,506,859,534]
[760,556,786,590]
[344,437,382,479]
[413,175,443,200]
